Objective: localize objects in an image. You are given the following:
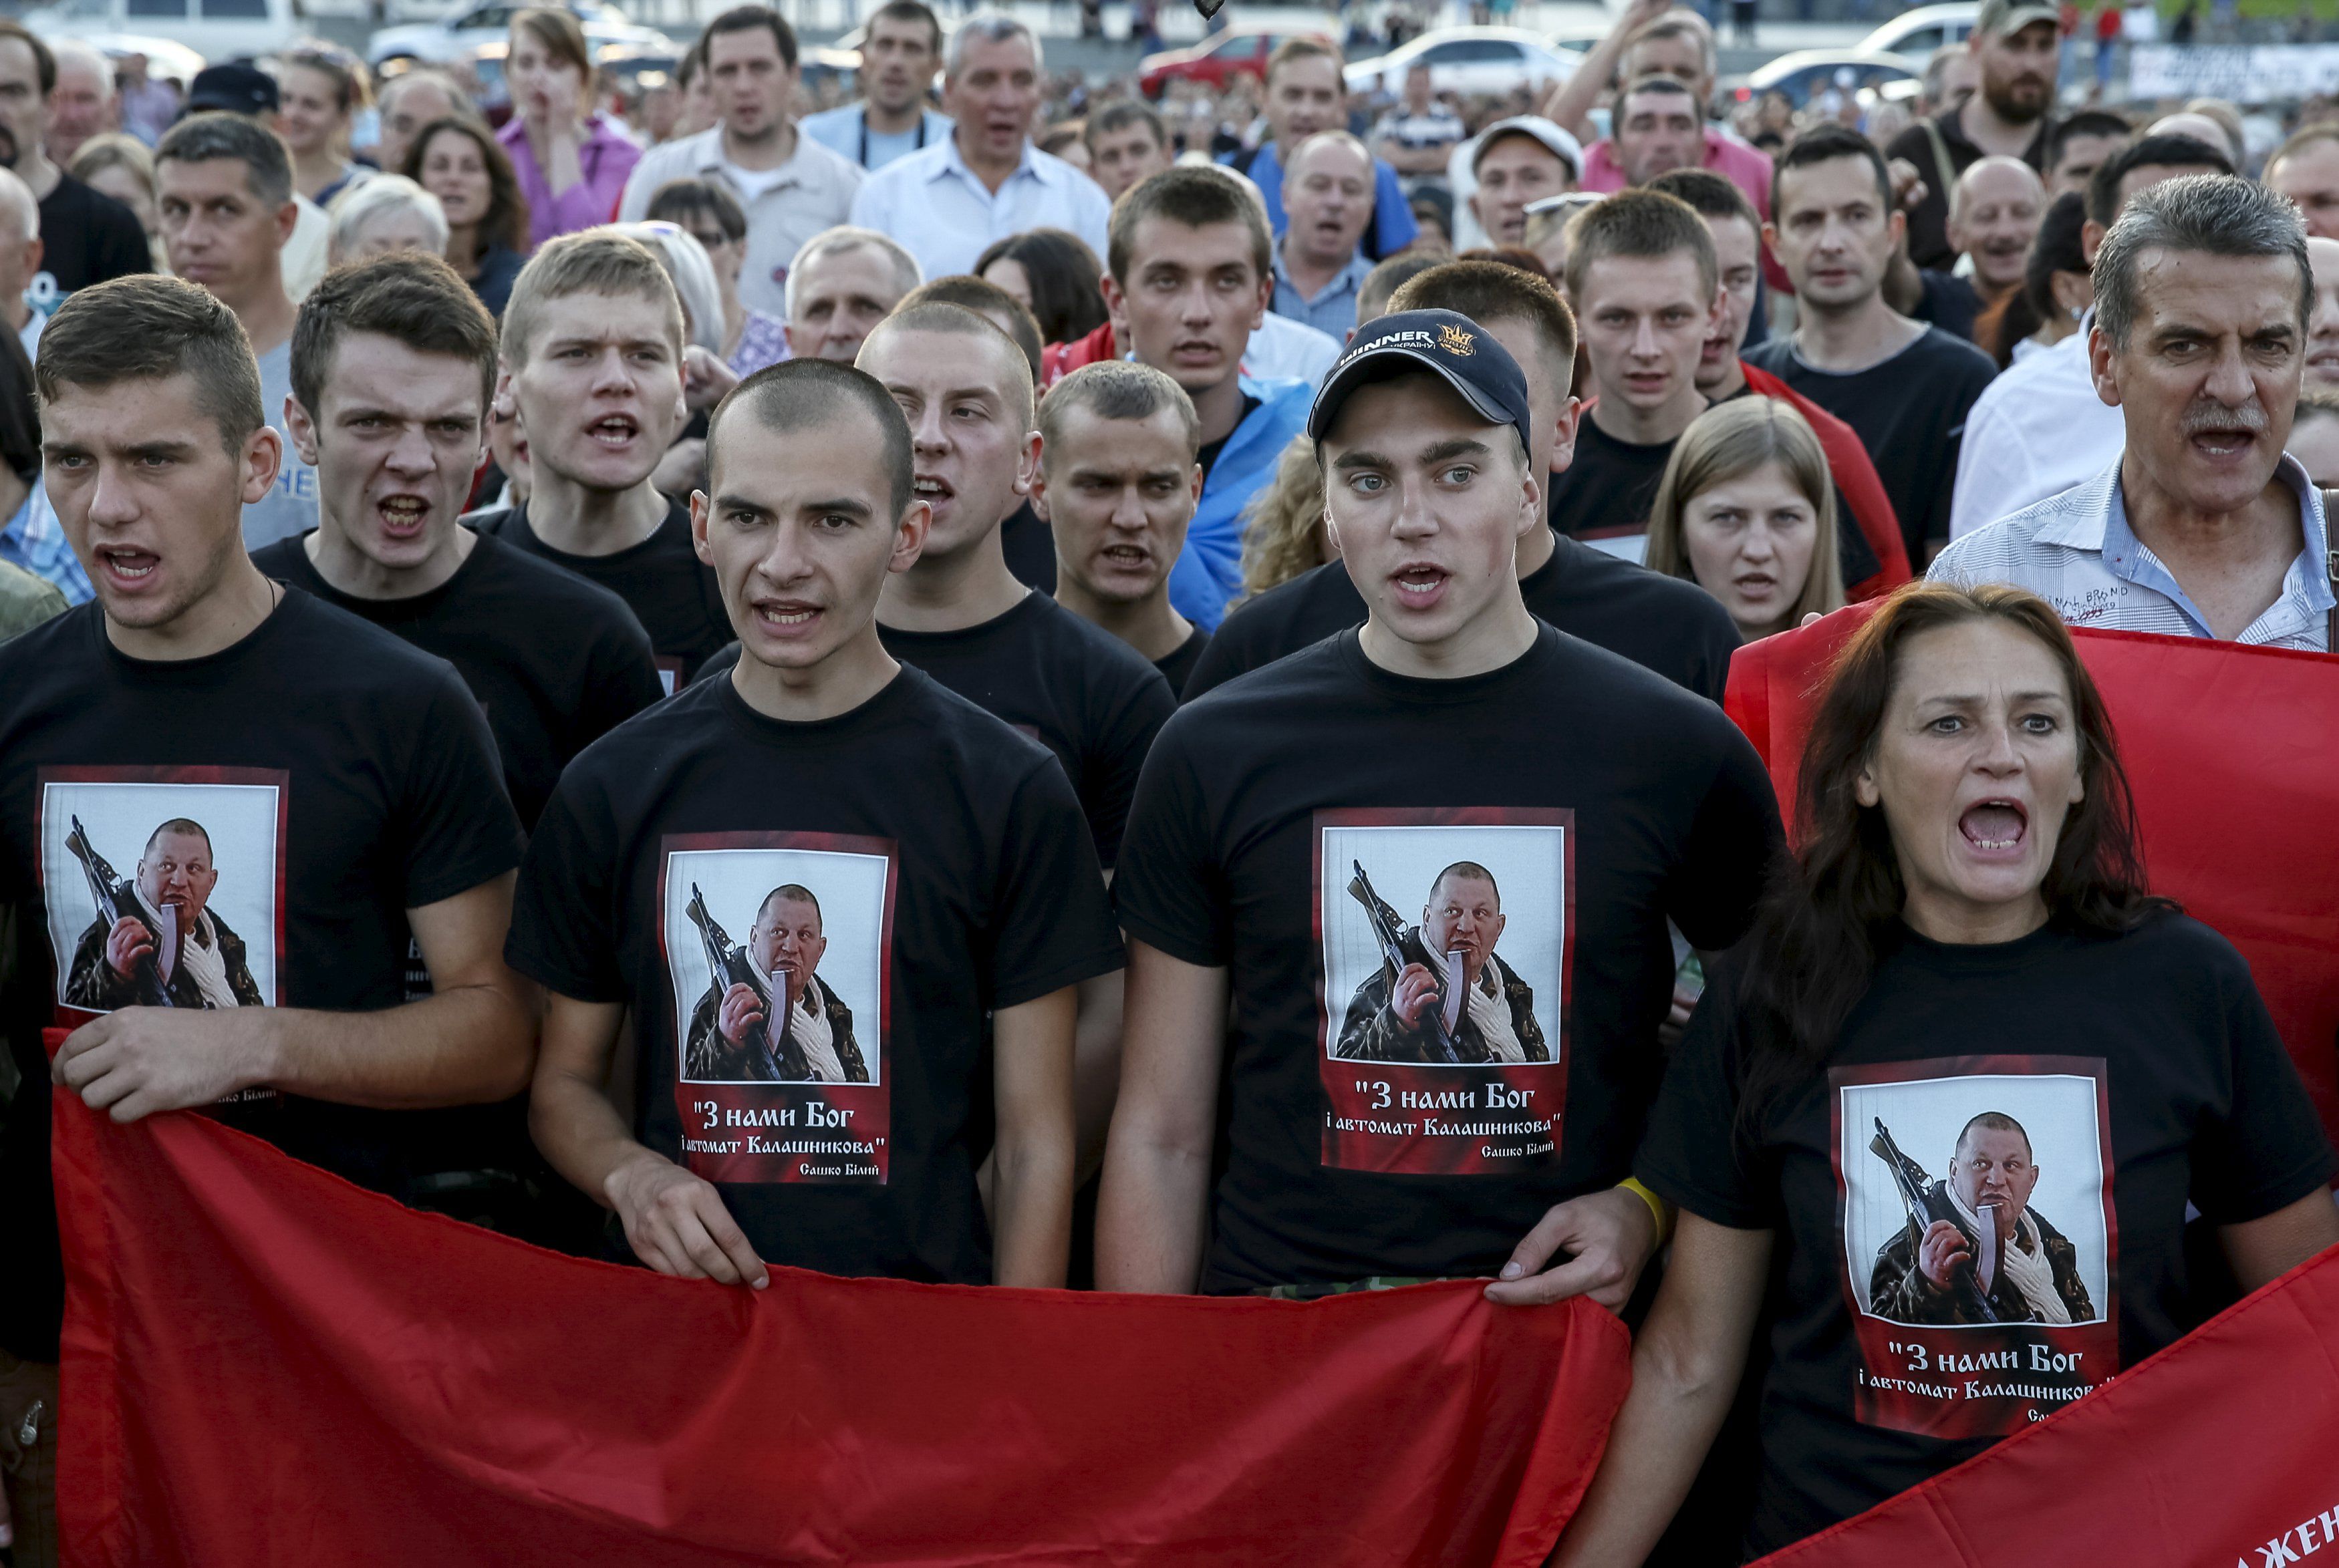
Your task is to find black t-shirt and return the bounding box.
[506,665,1123,1283]
[1745,328,1999,561]
[1546,412,1684,544]
[998,500,1059,595]
[251,530,665,830]
[879,593,1176,869]
[1913,271,1983,343]
[470,496,730,691]
[1155,625,1212,697]
[1638,916,2336,1555]
[1115,624,1783,1291]
[1185,532,1739,704]
[33,174,150,298]
[0,593,523,1360]
[1196,393,1264,482]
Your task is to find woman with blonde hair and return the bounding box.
[69,135,166,271]
[1645,398,1845,644]
[1236,434,1332,602]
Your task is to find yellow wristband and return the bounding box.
[1619,1177,1674,1244]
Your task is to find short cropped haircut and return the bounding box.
[1265,36,1342,86]
[1622,11,1716,78]
[1957,1111,2033,1159]
[869,0,943,54]
[0,22,55,96]
[2084,131,2234,228]
[1085,99,1166,152]
[1107,164,1272,286]
[702,5,798,69]
[1772,122,1892,219]
[1389,259,1579,393]
[501,229,686,366]
[1358,252,1442,322]
[1561,187,1717,307]
[881,289,1040,420]
[1645,165,1758,229]
[785,225,923,315]
[2094,174,2311,352]
[37,274,264,457]
[1038,360,1200,464]
[646,176,748,244]
[156,111,294,210]
[2048,108,2132,171]
[292,251,499,416]
[947,11,1042,76]
[709,357,916,518]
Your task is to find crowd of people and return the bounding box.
[0,0,2335,1561]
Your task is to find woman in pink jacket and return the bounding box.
[497,7,642,249]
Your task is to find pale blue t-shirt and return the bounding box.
[799,104,954,170]
[245,337,318,551]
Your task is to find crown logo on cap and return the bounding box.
[1438,323,1476,355]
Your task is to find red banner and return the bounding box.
[1725,609,2339,1146]
[1750,1240,2339,1568]
[51,1089,1631,1568]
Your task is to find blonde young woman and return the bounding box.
[1645,398,1845,644]
[1235,435,1332,603]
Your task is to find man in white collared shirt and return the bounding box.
[618,6,863,321]
[1948,132,2233,540]
[847,12,1110,283]
[1933,175,2334,651]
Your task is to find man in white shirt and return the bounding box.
[1949,133,2233,538]
[619,5,862,321]
[847,12,1109,281]
[1933,176,2333,651]
[799,0,953,170]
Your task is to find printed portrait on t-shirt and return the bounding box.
[38,769,287,1018]
[660,833,895,1184]
[1832,1057,2118,1439]
[1314,809,1572,1177]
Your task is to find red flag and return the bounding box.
[50,1087,1631,1567]
[1725,609,2339,1144]
[1748,1241,2339,1568]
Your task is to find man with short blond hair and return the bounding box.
[1083,100,1174,202]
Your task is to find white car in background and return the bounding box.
[368,0,675,69]
[1345,27,1582,100]
[1856,3,1978,61]
[23,0,289,66]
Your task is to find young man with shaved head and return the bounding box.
[517,355,1118,1291]
[1099,308,1780,1306]
[0,273,535,1561]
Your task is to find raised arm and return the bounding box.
[55,873,537,1120]
[1548,1213,1774,1568]
[1094,938,1230,1293]
[992,983,1081,1287]
[1538,0,1673,140]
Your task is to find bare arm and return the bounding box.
[55,874,537,1120]
[1549,1214,1774,1568]
[1072,967,1127,1183]
[1881,158,1927,316]
[529,989,769,1287]
[1095,939,1228,1293]
[992,983,1079,1287]
[1537,0,1671,139]
[2220,1188,2339,1292]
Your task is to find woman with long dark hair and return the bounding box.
[406,116,530,318]
[974,228,1108,347]
[1553,583,2339,1565]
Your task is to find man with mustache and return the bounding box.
[64,818,265,1012]
[1334,863,1546,1066]
[1933,175,2333,651]
[1883,0,2060,272]
[1870,1112,2096,1326]
[686,883,866,1082]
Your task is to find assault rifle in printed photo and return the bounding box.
[1871,1116,2002,1323]
[65,814,175,1009]
[684,884,809,1082]
[1347,860,1464,1064]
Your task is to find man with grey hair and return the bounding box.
[847,11,1109,279]
[44,39,116,168]
[1273,132,1377,337]
[155,112,313,547]
[783,224,921,362]
[1933,176,2334,649]
[0,165,43,358]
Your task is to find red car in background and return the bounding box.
[1138,28,1333,98]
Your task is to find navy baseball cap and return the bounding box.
[1307,308,1535,459]
[186,63,279,118]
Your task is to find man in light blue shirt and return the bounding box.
[1222,39,1417,263]
[1272,132,1377,339]
[799,0,953,171]
[847,13,1110,281]
[1933,174,2334,651]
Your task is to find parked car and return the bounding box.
[1139,27,1331,98]
[1856,3,1978,61]
[1728,49,1917,111]
[23,0,287,69]
[1343,27,1582,99]
[90,32,207,88]
[369,0,675,71]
